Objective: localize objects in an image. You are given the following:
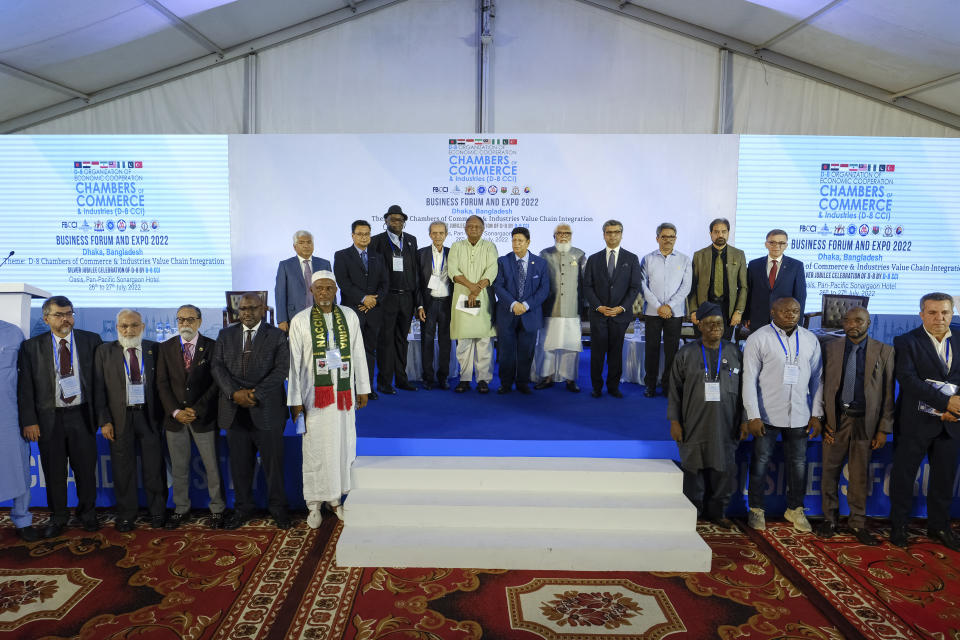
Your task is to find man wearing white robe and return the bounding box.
[288,271,370,528]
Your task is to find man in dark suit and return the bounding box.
[156,304,224,529]
[94,309,166,531]
[889,292,960,550]
[816,307,894,545]
[334,220,389,399]
[211,293,291,530]
[582,219,642,398]
[416,221,453,390]
[744,229,806,329]
[493,227,551,395]
[18,295,102,538]
[369,205,422,394]
[275,230,332,332]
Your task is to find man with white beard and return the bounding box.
[288,271,370,528]
[94,309,167,531]
[535,224,586,392]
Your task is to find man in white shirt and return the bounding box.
[416,221,453,390]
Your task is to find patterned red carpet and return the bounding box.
[2,510,957,639]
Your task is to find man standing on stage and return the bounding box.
[744,229,806,329]
[416,221,453,390]
[816,306,894,545]
[1,320,39,541]
[535,223,586,392]
[449,215,499,394]
[275,230,332,333]
[688,218,747,340]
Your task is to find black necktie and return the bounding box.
[841,342,859,405]
[59,338,76,403]
[242,329,253,376]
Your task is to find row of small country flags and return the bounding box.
[449,139,517,145]
[74,161,143,168]
[820,163,894,172]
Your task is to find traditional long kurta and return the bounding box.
[0,321,31,528]
[667,340,742,472]
[287,305,370,505]
[540,246,585,352]
[448,237,498,339]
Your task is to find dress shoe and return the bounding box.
[517,384,533,395]
[367,391,379,400]
[150,515,165,529]
[396,381,418,391]
[566,381,580,393]
[534,380,553,390]
[81,516,100,532]
[222,511,250,530]
[608,389,624,399]
[422,381,434,390]
[377,384,397,395]
[165,512,190,530]
[43,522,66,538]
[208,513,224,529]
[438,381,450,390]
[928,527,960,551]
[851,527,879,546]
[274,515,292,530]
[709,517,736,530]
[477,381,490,394]
[889,526,909,548]
[643,387,656,398]
[454,381,470,393]
[591,390,602,398]
[497,386,512,395]
[115,519,135,533]
[16,526,41,542]
[815,519,837,538]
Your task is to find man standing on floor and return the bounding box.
[744,229,806,329]
[288,272,370,528]
[416,221,453,390]
[667,302,744,529]
[275,230,332,333]
[535,223,586,393]
[18,296,102,538]
[639,222,692,397]
[493,227,550,395]
[889,292,960,550]
[212,293,291,530]
[156,304,225,529]
[688,218,747,340]
[1,320,39,541]
[743,296,823,533]
[334,220,388,399]
[816,306,894,545]
[582,219,641,399]
[95,309,167,531]
[449,215,499,394]
[369,205,421,394]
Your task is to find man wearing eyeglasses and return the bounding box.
[17,296,103,538]
[156,305,225,529]
[744,229,807,330]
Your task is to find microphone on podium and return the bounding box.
[0,250,13,269]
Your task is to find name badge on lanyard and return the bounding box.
[775,329,801,385]
[391,238,405,272]
[702,343,721,402]
[393,256,404,272]
[53,333,81,398]
[123,350,145,404]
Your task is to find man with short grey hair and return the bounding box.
[275,230,332,332]
[416,221,453,390]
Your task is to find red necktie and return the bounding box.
[59,338,76,403]
[128,348,142,384]
[768,260,778,289]
[183,342,194,371]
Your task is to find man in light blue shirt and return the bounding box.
[639,222,692,397]
[742,296,824,532]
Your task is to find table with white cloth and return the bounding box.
[405,325,460,381]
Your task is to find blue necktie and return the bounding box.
[517,258,526,299]
[361,250,368,271]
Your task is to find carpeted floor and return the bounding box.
[7,509,958,639]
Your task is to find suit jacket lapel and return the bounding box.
[915,327,948,377]
[825,338,843,394]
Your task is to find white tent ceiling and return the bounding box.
[1,0,958,133]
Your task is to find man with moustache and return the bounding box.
[276,230,332,333]
[94,309,167,530]
[18,296,102,537]
[288,272,370,528]
[535,224,586,392]
[369,205,422,394]
[688,218,748,341]
[156,305,225,529]
[334,220,388,399]
[415,221,453,390]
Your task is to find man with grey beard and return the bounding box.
[94,309,167,531]
[156,305,225,529]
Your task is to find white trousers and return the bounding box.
[456,337,493,382]
[539,349,579,381]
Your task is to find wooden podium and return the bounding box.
[0,283,50,335]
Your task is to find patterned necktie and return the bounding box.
[607,250,615,278]
[713,251,724,299]
[242,329,253,376]
[303,260,313,309]
[768,259,778,289]
[59,338,76,403]
[517,258,526,299]
[183,342,194,371]
[128,348,142,384]
[841,342,860,404]
[361,250,368,271]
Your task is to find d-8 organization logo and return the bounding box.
[446,137,520,185]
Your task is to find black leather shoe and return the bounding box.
[566,381,581,393]
[438,381,450,390]
[16,526,41,542]
[396,382,418,391]
[209,513,224,529]
[81,516,100,532]
[115,519,135,533]
[150,515,165,529]
[377,384,397,395]
[815,520,837,538]
[928,528,960,551]
[497,386,511,395]
[534,380,553,390]
[454,381,470,393]
[422,381,434,390]
[367,391,379,400]
[643,387,656,398]
[889,526,909,548]
[274,515,292,530]
[477,381,490,394]
[851,527,880,546]
[709,517,736,530]
[43,522,66,538]
[222,511,249,530]
[517,384,532,395]
[608,389,624,398]
[165,512,189,530]
[591,390,602,398]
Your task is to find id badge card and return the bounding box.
[393,255,404,272]
[59,374,81,398]
[428,274,444,289]
[326,348,342,369]
[782,364,800,385]
[127,383,145,404]
[704,382,720,401]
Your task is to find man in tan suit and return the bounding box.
[688,218,747,340]
[816,306,894,545]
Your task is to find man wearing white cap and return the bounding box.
[288,270,370,528]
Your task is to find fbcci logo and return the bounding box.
[819,163,895,172]
[73,161,144,169]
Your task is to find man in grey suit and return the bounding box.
[212,293,291,530]
[275,230,332,332]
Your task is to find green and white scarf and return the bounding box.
[310,305,352,410]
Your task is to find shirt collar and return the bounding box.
[432,245,445,255]
[243,321,262,334]
[515,251,529,264]
[924,327,952,345]
[181,333,199,347]
[387,230,403,246]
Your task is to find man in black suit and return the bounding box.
[889,292,960,550]
[582,219,642,398]
[94,309,166,531]
[415,221,452,390]
[334,220,389,399]
[369,204,422,394]
[18,295,102,538]
[211,293,291,529]
[744,229,806,329]
[156,304,224,529]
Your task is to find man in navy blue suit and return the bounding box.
[275,230,332,332]
[889,292,960,550]
[493,227,550,395]
[744,229,806,330]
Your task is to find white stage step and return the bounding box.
[336,456,711,572]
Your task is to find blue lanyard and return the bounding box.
[389,234,403,255]
[179,336,193,354]
[701,343,722,381]
[122,347,145,382]
[774,327,800,364]
[51,332,74,374]
[433,248,446,273]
